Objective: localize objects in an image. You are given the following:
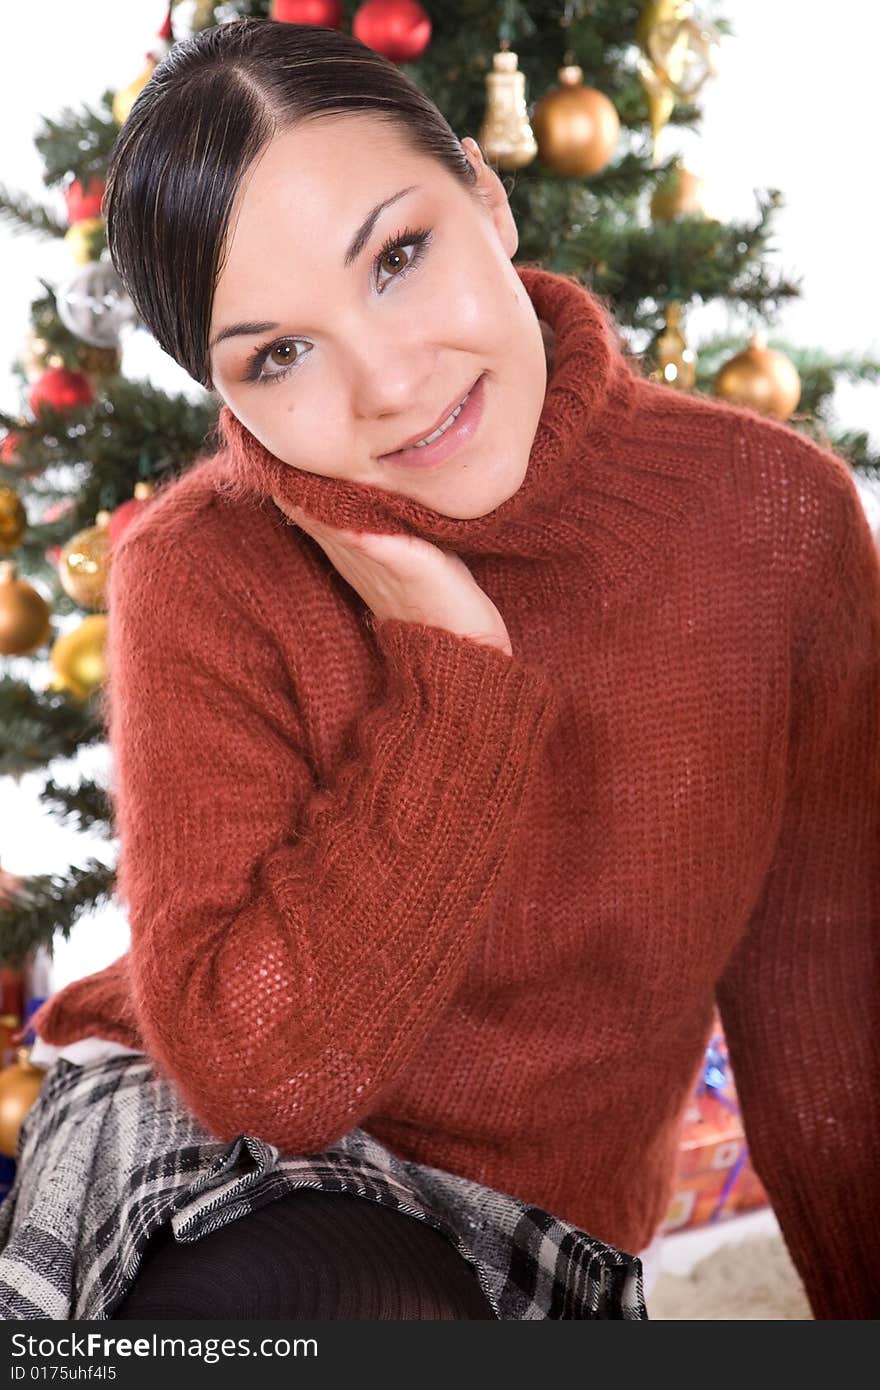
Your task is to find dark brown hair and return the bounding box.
[103,17,484,391]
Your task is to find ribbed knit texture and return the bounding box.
[31,265,880,1319]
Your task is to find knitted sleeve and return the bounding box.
[715,427,880,1319]
[33,519,558,1153]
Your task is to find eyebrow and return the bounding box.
[209,184,420,352]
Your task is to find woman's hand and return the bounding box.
[272,496,513,657]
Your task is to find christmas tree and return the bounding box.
[1,0,878,1005]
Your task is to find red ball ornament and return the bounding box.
[107,499,144,546]
[28,367,94,416]
[108,483,158,547]
[65,177,106,225]
[108,497,143,546]
[1,432,22,467]
[353,0,431,63]
[271,0,342,22]
[1,430,42,482]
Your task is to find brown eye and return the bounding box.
[373,228,432,293]
[269,342,298,368]
[378,245,411,277]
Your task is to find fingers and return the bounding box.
[273,497,322,534]
[271,495,304,524]
[272,497,366,552]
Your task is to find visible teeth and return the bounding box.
[410,390,470,448]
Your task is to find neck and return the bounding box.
[213,264,641,562]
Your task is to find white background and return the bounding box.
[1,2,878,988]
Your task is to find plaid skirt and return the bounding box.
[0,1052,646,1321]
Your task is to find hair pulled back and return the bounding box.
[103,17,480,390]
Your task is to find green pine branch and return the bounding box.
[3,377,219,522]
[823,429,879,476]
[39,776,115,836]
[2,0,875,979]
[0,859,117,968]
[0,186,67,239]
[32,89,119,190]
[0,676,106,779]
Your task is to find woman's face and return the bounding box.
[208,114,548,520]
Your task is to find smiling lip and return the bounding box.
[378,374,486,469]
[379,375,483,457]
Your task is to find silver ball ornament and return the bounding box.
[55,261,139,349]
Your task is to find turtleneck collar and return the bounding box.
[212,263,640,562]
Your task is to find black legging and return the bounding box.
[110,1190,497,1320]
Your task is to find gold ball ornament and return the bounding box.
[532,65,620,177]
[0,1047,46,1159]
[650,161,705,220]
[712,337,801,421]
[49,614,109,701]
[0,561,52,656]
[0,484,27,555]
[63,218,106,267]
[58,511,112,610]
[112,59,158,126]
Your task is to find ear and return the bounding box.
[461,136,519,259]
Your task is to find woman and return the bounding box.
[3,18,878,1321]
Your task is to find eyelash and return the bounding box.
[245,224,433,387]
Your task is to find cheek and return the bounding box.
[260,389,352,477]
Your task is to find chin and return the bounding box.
[435,452,530,520]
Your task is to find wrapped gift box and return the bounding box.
[662,1018,769,1233]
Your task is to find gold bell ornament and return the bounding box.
[0,1047,46,1159]
[477,45,538,171]
[58,511,112,610]
[532,63,620,177]
[0,561,52,656]
[77,345,123,393]
[63,217,106,266]
[651,301,697,390]
[49,613,109,701]
[0,484,27,555]
[20,330,63,384]
[112,60,157,126]
[712,336,801,421]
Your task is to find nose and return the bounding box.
[346,334,437,431]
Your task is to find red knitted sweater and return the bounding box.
[31,266,880,1319]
